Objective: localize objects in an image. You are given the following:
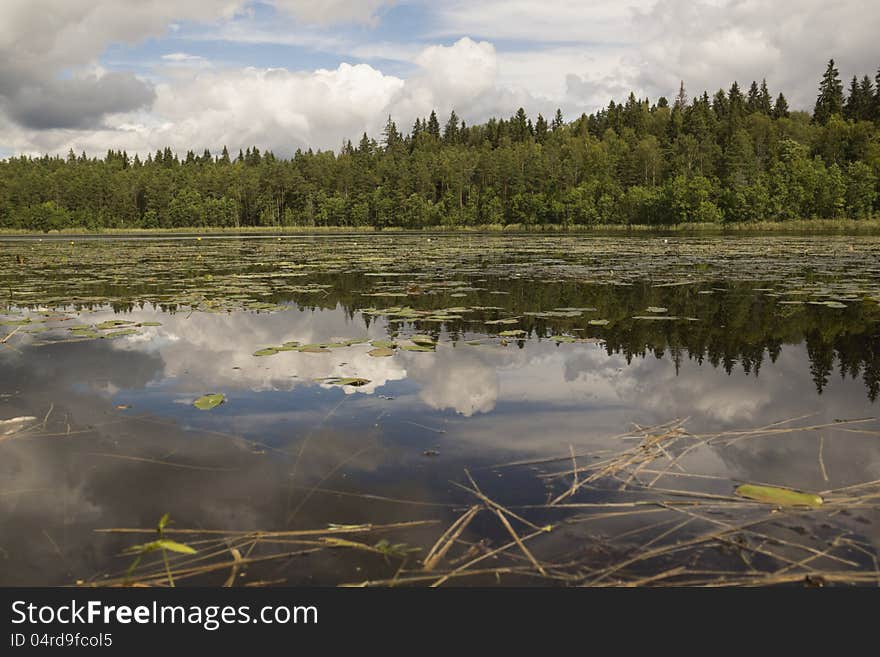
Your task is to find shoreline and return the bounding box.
[3,218,880,237]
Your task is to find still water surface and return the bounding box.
[1,234,879,585]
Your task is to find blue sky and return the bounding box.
[1,0,877,157]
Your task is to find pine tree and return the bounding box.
[813,58,844,124]
[844,76,861,120]
[746,80,761,113]
[534,113,548,143]
[358,132,372,155]
[382,115,400,150]
[426,111,441,139]
[551,108,564,132]
[759,79,772,114]
[511,107,529,141]
[858,75,875,121]
[443,110,460,143]
[674,81,688,110]
[712,89,729,120]
[772,93,790,119]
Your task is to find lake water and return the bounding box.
[2,234,879,586]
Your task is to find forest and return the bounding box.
[2,59,880,231]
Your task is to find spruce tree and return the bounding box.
[844,76,860,120]
[759,79,772,114]
[534,113,548,143]
[858,75,875,121]
[426,111,441,139]
[772,93,790,119]
[746,80,761,113]
[674,81,688,110]
[443,110,460,143]
[813,58,844,124]
[551,108,564,132]
[382,115,400,150]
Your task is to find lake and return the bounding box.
[2,233,879,586]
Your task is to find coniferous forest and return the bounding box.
[2,59,880,232]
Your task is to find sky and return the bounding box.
[0,0,878,158]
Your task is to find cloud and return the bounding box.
[430,1,880,111]
[628,0,880,109]
[2,0,880,154]
[0,0,394,137]
[2,37,532,156]
[3,72,156,130]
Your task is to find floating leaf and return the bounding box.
[368,347,394,357]
[326,377,371,387]
[589,319,610,326]
[646,306,668,313]
[735,484,823,507]
[297,345,330,353]
[498,329,526,337]
[402,344,434,352]
[193,393,225,410]
[411,334,436,346]
[370,339,395,349]
[104,328,140,338]
[253,347,278,357]
[96,320,136,330]
[125,539,197,555]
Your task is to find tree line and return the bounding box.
[2,59,879,231]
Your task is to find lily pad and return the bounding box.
[193,393,226,411]
[735,484,823,507]
[411,334,436,346]
[96,320,136,330]
[402,344,434,352]
[368,347,395,357]
[297,345,330,353]
[253,347,279,357]
[498,329,526,337]
[326,377,371,387]
[104,328,140,338]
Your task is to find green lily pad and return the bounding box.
[96,320,136,330]
[193,393,226,410]
[253,347,279,357]
[411,334,436,346]
[735,484,823,507]
[589,319,610,326]
[402,344,435,352]
[368,347,395,357]
[371,339,396,349]
[104,328,140,338]
[326,377,371,387]
[646,306,668,313]
[298,345,330,353]
[498,329,526,337]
